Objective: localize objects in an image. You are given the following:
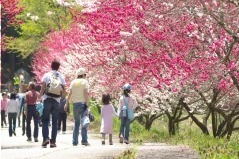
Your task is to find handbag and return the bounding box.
[82,115,90,128]
[123,96,135,121]
[35,102,44,117]
[89,113,95,122]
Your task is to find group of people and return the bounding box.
[1,59,138,148]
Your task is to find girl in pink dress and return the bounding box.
[100,93,118,145]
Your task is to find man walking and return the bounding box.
[65,68,89,146]
[39,60,66,148]
[13,73,20,91]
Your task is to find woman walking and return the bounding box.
[118,83,138,144]
[6,93,19,137]
[1,92,8,127]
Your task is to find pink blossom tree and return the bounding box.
[32,0,239,136]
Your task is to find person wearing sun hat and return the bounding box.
[65,68,90,146]
[117,83,138,144]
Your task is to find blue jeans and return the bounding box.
[119,117,130,140]
[8,113,17,136]
[42,98,59,143]
[72,102,87,145]
[26,105,39,138]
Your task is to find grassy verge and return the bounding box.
[83,103,239,159]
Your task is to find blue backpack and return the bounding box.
[36,102,44,116]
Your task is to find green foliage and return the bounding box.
[6,0,78,57]
[86,101,239,159]
[115,148,137,159]
[129,122,239,159]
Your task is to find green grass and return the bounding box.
[78,102,239,159]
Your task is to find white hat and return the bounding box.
[76,68,86,76]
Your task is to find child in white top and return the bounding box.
[100,93,118,145]
[6,93,19,137]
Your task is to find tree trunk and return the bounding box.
[145,120,153,131]
[211,110,217,137]
[182,101,209,135]
[168,118,176,135]
[203,109,210,126]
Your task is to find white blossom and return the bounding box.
[120,31,133,36]
[132,25,139,33]
[81,7,97,13]
[145,20,150,25]
[197,12,204,18]
[47,11,54,16]
[30,15,39,21]
[75,0,96,7]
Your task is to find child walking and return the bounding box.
[100,93,118,145]
[6,93,19,137]
[58,92,69,134]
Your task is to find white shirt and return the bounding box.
[117,95,138,116]
[41,70,66,103]
[7,99,19,114]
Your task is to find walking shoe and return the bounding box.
[124,139,129,144]
[42,139,50,147]
[109,141,113,145]
[81,142,90,146]
[34,138,39,142]
[27,138,32,142]
[50,142,57,148]
[101,140,105,145]
[13,131,16,136]
[119,136,123,143]
[62,131,66,134]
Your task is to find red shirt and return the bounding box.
[25,90,39,105]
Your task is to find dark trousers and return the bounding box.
[8,113,17,136]
[58,112,67,131]
[26,105,39,139]
[22,110,26,135]
[1,110,7,126]
[18,106,23,127]
[42,98,59,143]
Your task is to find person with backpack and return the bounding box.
[24,82,40,142]
[64,68,89,146]
[39,60,66,148]
[117,83,138,144]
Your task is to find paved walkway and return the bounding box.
[1,120,199,159]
